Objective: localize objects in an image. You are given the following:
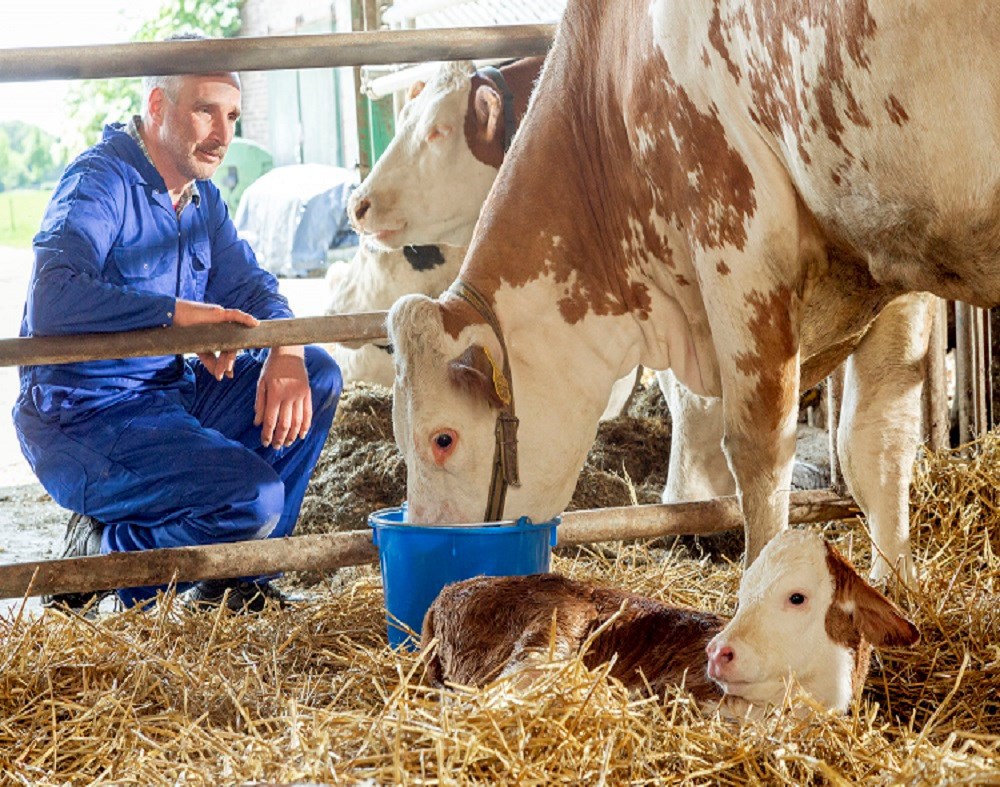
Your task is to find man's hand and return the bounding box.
[173,299,259,381]
[255,345,311,448]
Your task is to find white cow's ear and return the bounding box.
[825,543,920,648]
[447,344,507,410]
[407,80,427,101]
[474,85,503,142]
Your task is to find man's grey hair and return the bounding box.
[142,32,240,101]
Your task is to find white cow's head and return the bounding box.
[706,530,919,714]
[388,292,611,525]
[348,60,506,249]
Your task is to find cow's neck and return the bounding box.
[457,1,714,387]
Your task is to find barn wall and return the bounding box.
[240,0,357,169]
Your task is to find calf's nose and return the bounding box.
[706,642,735,678]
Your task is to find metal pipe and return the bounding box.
[0,26,556,83]
[0,491,859,600]
[924,297,950,450]
[0,313,388,368]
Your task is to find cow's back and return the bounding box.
[655,0,1000,304]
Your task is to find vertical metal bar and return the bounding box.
[827,366,845,493]
[984,308,994,430]
[955,302,976,445]
[973,306,988,437]
[351,0,374,179]
[923,297,950,450]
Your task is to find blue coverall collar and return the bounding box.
[101,123,202,214]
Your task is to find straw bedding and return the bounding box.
[1,422,998,782]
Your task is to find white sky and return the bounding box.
[0,0,162,136]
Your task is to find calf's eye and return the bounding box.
[789,592,806,605]
[435,433,453,449]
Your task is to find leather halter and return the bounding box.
[476,65,518,153]
[448,278,521,522]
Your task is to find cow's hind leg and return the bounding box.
[657,369,736,503]
[838,293,933,587]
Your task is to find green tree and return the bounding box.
[0,121,63,188]
[65,0,243,152]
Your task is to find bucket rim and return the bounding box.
[368,504,560,531]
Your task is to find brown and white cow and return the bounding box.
[389,0,986,576]
[421,529,919,717]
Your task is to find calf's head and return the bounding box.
[706,529,919,714]
[348,60,506,248]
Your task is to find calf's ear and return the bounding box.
[448,344,508,410]
[825,544,920,648]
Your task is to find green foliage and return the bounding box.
[0,189,53,248]
[65,0,244,151]
[0,121,67,191]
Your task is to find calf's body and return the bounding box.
[421,530,919,716]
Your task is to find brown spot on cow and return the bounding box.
[708,3,741,82]
[713,1,877,159]
[444,0,759,330]
[733,285,800,431]
[884,94,909,126]
[675,274,691,286]
[717,260,731,275]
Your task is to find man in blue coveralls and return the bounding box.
[13,62,342,612]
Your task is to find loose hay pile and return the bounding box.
[1,434,998,783]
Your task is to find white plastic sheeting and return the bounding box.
[234,164,359,278]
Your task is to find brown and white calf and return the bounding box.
[421,530,919,716]
[388,0,992,579]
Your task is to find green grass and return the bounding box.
[0,189,51,249]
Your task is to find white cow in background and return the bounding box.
[326,57,550,388]
[325,242,465,387]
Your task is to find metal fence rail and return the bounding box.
[0,26,555,82]
[0,313,388,368]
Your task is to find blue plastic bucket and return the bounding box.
[369,505,560,649]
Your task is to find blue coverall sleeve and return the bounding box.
[202,185,295,322]
[26,156,177,336]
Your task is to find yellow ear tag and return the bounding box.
[482,345,512,406]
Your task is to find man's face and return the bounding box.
[154,73,241,183]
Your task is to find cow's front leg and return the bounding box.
[838,293,933,587]
[703,276,802,565]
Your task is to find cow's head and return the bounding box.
[388,292,610,525]
[348,60,507,249]
[706,530,919,714]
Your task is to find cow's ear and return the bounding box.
[407,80,426,101]
[448,344,507,410]
[826,544,920,648]
[474,84,503,143]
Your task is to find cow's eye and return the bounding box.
[435,433,453,449]
[431,429,458,464]
[789,592,806,605]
